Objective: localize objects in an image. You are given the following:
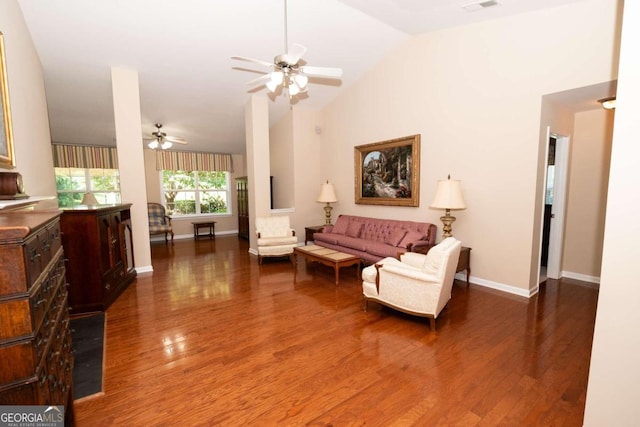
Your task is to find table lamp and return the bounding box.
[430,175,466,238]
[316,181,337,225]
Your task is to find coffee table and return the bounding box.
[294,245,361,285]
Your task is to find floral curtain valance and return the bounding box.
[155,150,233,172]
[52,143,119,169]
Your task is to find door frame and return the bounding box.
[541,127,570,280]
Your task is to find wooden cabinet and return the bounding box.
[0,211,75,419]
[236,177,249,240]
[60,204,136,314]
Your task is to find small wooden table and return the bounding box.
[304,225,325,245]
[456,247,471,285]
[192,221,216,240]
[294,245,361,285]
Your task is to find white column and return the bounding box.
[111,67,152,273]
[245,95,271,253]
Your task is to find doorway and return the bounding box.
[539,130,569,283]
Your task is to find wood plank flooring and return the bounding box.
[73,236,598,426]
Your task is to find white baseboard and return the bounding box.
[150,229,240,243]
[136,265,153,274]
[457,272,537,298]
[561,270,601,284]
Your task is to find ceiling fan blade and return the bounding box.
[246,74,272,88]
[299,65,343,78]
[287,43,307,64]
[165,136,187,144]
[231,55,273,68]
[166,138,188,145]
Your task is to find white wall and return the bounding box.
[562,109,613,280]
[270,112,294,209]
[0,0,56,208]
[316,0,619,294]
[584,0,640,423]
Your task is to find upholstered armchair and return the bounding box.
[255,216,297,264]
[147,203,174,244]
[362,237,462,330]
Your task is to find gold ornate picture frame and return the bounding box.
[354,134,420,206]
[0,32,16,169]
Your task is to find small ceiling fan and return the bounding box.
[232,0,343,99]
[145,123,187,150]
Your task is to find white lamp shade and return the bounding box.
[430,179,466,210]
[317,182,337,203]
[82,192,99,205]
[161,140,172,150]
[148,139,159,149]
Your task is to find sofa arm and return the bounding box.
[407,241,436,254]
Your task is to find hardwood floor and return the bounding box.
[73,237,598,426]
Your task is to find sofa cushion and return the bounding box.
[332,216,349,234]
[366,241,405,259]
[345,221,363,238]
[335,235,368,251]
[398,230,427,248]
[313,232,340,245]
[384,228,407,247]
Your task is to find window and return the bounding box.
[55,167,121,207]
[162,170,229,216]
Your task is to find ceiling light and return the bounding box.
[293,73,308,90]
[161,140,173,150]
[266,71,284,93]
[598,96,616,110]
[288,81,300,96]
[148,139,159,149]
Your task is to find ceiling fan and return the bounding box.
[231,0,343,99]
[145,123,187,150]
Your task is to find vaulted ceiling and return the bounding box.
[17,0,588,154]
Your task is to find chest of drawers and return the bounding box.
[0,211,74,420]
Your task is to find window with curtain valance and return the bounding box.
[52,143,119,169]
[51,143,121,207]
[155,150,233,172]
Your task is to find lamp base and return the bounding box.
[440,209,456,238]
[323,204,333,225]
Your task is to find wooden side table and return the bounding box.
[192,221,216,240]
[456,247,471,285]
[304,225,325,245]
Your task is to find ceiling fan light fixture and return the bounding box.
[598,96,616,110]
[148,140,159,149]
[293,73,308,90]
[161,141,173,150]
[266,71,284,92]
[288,82,301,96]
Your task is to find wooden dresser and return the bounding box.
[0,211,75,418]
[60,204,136,315]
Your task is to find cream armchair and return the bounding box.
[362,237,462,330]
[255,216,297,264]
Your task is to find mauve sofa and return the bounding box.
[313,214,437,264]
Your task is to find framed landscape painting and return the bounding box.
[354,134,420,206]
[0,32,15,169]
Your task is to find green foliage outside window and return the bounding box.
[55,168,121,207]
[162,170,228,215]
